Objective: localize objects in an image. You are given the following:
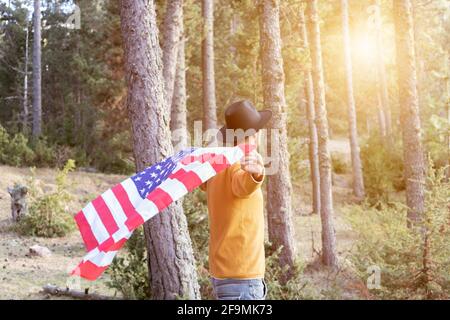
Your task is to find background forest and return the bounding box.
[0,0,449,300]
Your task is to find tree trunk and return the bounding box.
[259,0,296,278]
[120,0,200,300]
[230,13,239,101]
[299,9,320,214]
[32,0,42,139]
[393,0,425,226]
[7,185,28,222]
[373,0,392,138]
[202,0,217,130]
[170,7,188,152]
[341,0,365,199]
[162,0,183,108]
[306,0,338,268]
[23,23,29,133]
[376,89,387,137]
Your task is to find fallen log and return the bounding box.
[42,284,120,300]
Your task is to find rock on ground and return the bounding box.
[29,245,52,258]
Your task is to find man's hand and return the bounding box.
[240,151,264,182]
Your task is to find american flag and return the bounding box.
[71,143,255,280]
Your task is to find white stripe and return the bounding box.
[121,178,142,204]
[194,161,218,182]
[118,178,151,228]
[123,177,159,224]
[83,247,100,262]
[102,189,128,230]
[176,159,221,183]
[112,228,133,244]
[177,159,205,172]
[231,145,246,162]
[86,250,118,267]
[158,178,188,202]
[82,202,110,245]
[136,198,159,222]
[83,231,133,262]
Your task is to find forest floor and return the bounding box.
[0,138,371,299]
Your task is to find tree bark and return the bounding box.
[376,88,387,137]
[23,23,29,133]
[340,0,365,199]
[170,7,188,152]
[259,0,296,278]
[120,0,200,300]
[393,0,425,226]
[32,0,42,139]
[7,185,28,222]
[373,0,392,138]
[299,9,320,214]
[306,0,338,268]
[202,0,217,130]
[162,0,183,108]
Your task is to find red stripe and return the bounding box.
[91,196,119,236]
[74,211,99,251]
[71,261,108,281]
[181,152,217,165]
[180,152,230,173]
[112,184,144,232]
[147,188,173,212]
[169,168,203,192]
[208,154,230,173]
[98,237,128,252]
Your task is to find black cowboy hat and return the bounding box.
[218,100,272,145]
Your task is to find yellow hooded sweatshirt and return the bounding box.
[201,162,265,279]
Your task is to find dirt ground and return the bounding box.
[0,166,126,299]
[0,139,370,299]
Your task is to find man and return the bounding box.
[200,100,272,300]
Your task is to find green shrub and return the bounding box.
[0,132,35,166]
[264,246,316,300]
[0,125,10,151]
[107,227,151,299]
[343,164,450,299]
[423,114,449,170]
[360,134,404,204]
[15,160,76,237]
[332,153,348,174]
[32,136,56,167]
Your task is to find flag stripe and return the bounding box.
[158,178,189,201]
[146,188,173,212]
[169,168,203,192]
[91,196,119,236]
[102,189,128,230]
[74,211,99,251]
[72,261,109,281]
[112,182,145,231]
[208,154,230,173]
[135,198,159,222]
[82,202,110,245]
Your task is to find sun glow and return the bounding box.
[352,33,377,63]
